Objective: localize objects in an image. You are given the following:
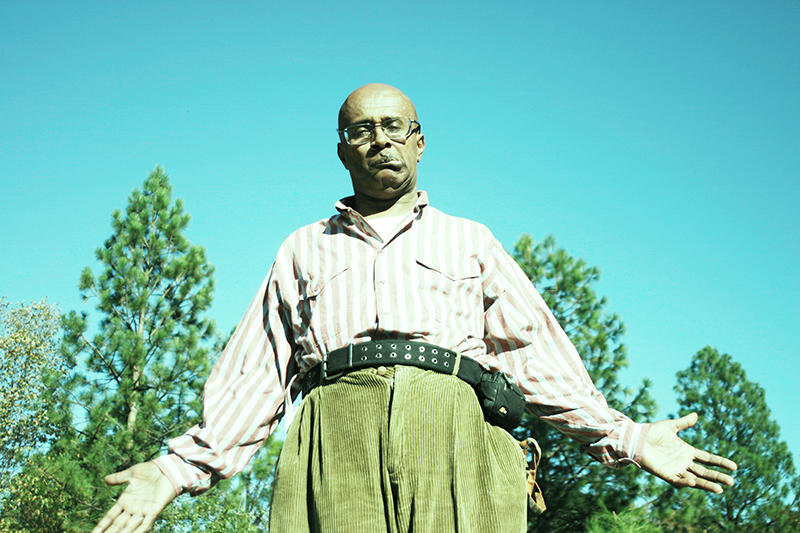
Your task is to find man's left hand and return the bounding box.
[641,412,737,493]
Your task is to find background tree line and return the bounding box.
[1,168,797,532]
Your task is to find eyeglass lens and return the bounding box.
[345,117,412,145]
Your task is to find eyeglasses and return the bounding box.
[338,117,421,146]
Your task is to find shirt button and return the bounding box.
[376,366,387,376]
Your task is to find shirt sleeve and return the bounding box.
[480,233,648,468]
[153,256,297,496]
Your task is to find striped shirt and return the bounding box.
[155,191,648,495]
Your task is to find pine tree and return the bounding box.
[62,166,218,469]
[653,346,799,532]
[512,235,657,533]
[46,167,220,531]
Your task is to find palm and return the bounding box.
[92,462,177,533]
[641,412,737,493]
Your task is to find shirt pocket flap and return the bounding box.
[415,256,480,281]
[302,265,351,299]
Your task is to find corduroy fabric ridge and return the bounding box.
[269,365,527,532]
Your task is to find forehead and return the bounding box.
[341,90,416,126]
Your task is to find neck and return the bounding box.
[355,189,418,219]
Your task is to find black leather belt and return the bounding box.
[302,340,485,396]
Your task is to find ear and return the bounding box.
[337,142,349,169]
[415,134,425,162]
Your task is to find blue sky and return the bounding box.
[2,1,798,468]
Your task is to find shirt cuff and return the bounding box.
[618,420,649,468]
[153,453,215,496]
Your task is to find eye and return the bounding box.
[345,124,373,142]
[382,118,404,134]
[350,125,371,136]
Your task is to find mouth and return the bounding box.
[370,157,403,171]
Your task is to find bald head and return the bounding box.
[336,83,425,217]
[338,84,419,130]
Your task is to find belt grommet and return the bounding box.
[404,353,411,359]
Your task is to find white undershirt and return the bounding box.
[367,215,407,241]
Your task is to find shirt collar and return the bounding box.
[335,190,430,218]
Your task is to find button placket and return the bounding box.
[374,243,393,328]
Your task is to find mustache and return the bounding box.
[368,154,401,169]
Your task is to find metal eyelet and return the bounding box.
[391,343,397,349]
[419,346,425,352]
[432,349,438,354]
[390,352,397,358]
[361,346,369,351]
[432,358,438,364]
[444,362,450,367]
[405,345,411,350]
[361,355,368,361]
[376,353,382,358]
[418,355,425,362]
[404,353,411,359]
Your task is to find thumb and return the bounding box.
[673,412,699,432]
[104,467,134,487]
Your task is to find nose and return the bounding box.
[371,124,392,146]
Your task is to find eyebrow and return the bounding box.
[345,116,402,127]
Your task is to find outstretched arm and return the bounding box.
[92,462,177,533]
[641,412,737,493]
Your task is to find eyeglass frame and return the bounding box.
[337,117,422,146]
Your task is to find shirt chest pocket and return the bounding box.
[414,255,482,330]
[297,265,352,341]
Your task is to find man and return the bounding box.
[93,84,736,533]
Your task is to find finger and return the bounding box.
[120,513,144,533]
[672,412,699,432]
[690,463,735,488]
[692,477,724,494]
[694,448,738,471]
[93,504,124,533]
[105,468,133,486]
[132,514,158,533]
[669,469,722,493]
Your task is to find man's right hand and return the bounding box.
[92,461,178,533]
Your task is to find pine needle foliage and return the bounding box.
[652,346,799,532]
[61,166,218,469]
[43,167,222,530]
[512,235,657,533]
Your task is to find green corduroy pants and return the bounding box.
[269,365,528,532]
